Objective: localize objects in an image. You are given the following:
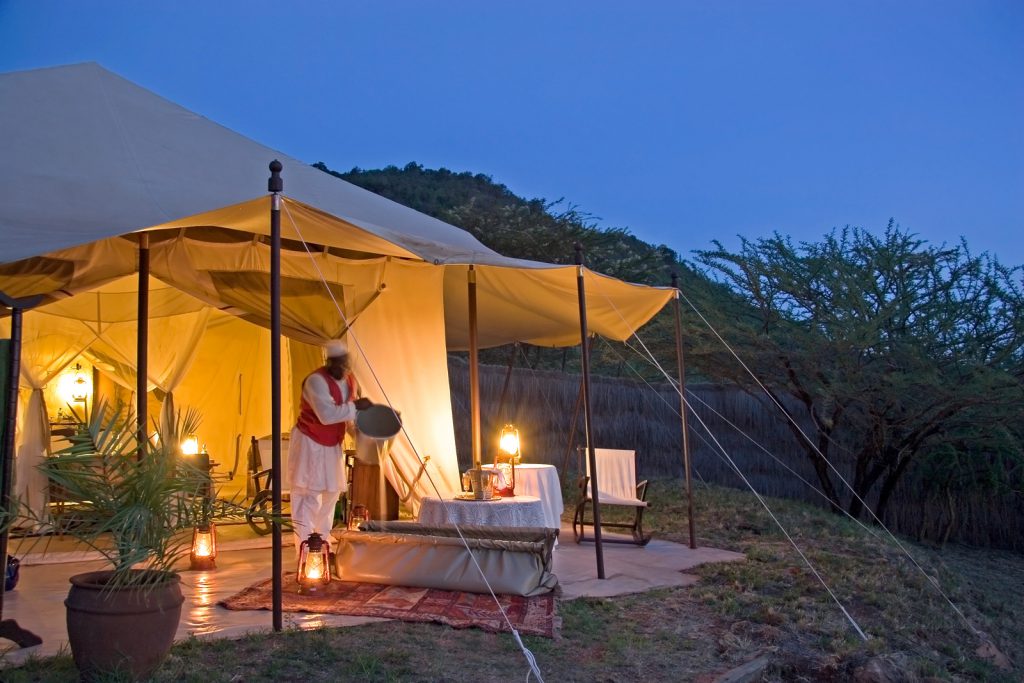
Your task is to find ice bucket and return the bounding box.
[462,468,498,500]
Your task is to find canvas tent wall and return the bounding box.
[0,63,674,519]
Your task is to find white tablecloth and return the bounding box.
[494,464,564,530]
[418,495,546,529]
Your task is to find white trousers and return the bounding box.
[290,486,342,558]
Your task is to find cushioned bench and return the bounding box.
[333,521,558,597]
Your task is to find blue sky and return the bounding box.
[2,1,1021,266]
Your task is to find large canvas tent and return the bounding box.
[0,63,674,519]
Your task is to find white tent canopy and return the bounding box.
[1,62,674,516]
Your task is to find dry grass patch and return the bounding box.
[3,482,1021,682]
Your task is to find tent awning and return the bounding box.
[0,62,675,349]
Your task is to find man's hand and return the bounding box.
[354,397,373,411]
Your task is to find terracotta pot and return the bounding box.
[65,570,184,681]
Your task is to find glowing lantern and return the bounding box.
[181,434,200,456]
[71,367,89,402]
[499,424,521,462]
[57,362,93,407]
[296,532,331,594]
[189,523,217,571]
[493,424,521,497]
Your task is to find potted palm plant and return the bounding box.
[37,400,208,682]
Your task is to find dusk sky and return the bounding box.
[2,1,1021,266]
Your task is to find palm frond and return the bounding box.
[37,399,211,589]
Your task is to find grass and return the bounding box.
[3,481,1021,682]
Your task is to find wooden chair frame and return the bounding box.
[572,447,652,546]
[247,436,361,535]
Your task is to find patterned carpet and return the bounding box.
[219,573,559,638]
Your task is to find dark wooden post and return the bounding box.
[268,160,284,632]
[468,266,481,468]
[136,234,150,459]
[575,244,605,579]
[0,307,43,646]
[672,273,696,549]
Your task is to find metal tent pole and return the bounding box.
[468,266,481,469]
[137,234,150,459]
[574,244,604,579]
[268,160,284,632]
[0,307,42,647]
[672,273,696,549]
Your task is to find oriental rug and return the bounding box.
[219,574,559,638]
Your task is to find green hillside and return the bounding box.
[314,161,684,287]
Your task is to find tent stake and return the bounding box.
[268,160,284,632]
[0,307,43,647]
[574,244,605,579]
[672,273,697,549]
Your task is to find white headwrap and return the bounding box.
[324,340,348,358]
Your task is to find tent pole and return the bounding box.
[136,234,150,460]
[672,273,697,549]
[468,266,481,469]
[574,244,605,579]
[268,161,284,632]
[0,307,43,647]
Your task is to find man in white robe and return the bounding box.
[288,340,371,555]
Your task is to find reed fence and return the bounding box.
[448,357,1023,551]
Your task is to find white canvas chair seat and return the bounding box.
[573,448,652,546]
[586,492,648,507]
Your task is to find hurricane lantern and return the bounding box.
[493,423,521,497]
[296,532,331,594]
[189,522,217,570]
[58,362,93,406]
[181,434,200,456]
[499,424,521,462]
[71,365,89,402]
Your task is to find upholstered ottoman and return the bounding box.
[333,521,558,597]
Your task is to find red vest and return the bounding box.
[296,368,356,447]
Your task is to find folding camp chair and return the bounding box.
[572,448,651,545]
[245,436,356,534]
[245,435,292,535]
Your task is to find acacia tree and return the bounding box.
[688,222,1024,521]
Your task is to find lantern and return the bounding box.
[189,522,217,570]
[57,362,93,407]
[493,424,521,497]
[499,424,521,463]
[71,364,89,403]
[181,434,200,456]
[296,532,331,594]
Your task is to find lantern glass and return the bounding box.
[499,424,521,464]
[189,522,217,570]
[297,532,332,593]
[72,375,88,402]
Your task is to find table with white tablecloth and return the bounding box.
[488,464,564,530]
[417,495,546,529]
